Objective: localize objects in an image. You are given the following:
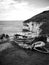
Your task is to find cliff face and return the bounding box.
[23,10,49,35]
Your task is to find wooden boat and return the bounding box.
[13,33,49,54]
[33,47,49,54]
[14,34,35,44]
[14,39,49,54]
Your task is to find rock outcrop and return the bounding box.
[23,10,49,36]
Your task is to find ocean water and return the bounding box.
[0,21,23,36]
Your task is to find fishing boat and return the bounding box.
[13,33,49,54]
[33,46,49,54]
[14,33,35,45]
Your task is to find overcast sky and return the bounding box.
[0,0,49,20]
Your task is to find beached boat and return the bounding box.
[14,33,35,45]
[13,33,49,54]
[33,46,49,54]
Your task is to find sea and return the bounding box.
[0,21,23,36]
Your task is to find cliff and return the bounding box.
[23,10,49,35]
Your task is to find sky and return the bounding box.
[0,0,49,20]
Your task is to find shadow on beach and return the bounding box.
[0,39,49,65]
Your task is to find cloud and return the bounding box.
[0,1,35,20]
[0,0,49,20]
[22,0,49,8]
